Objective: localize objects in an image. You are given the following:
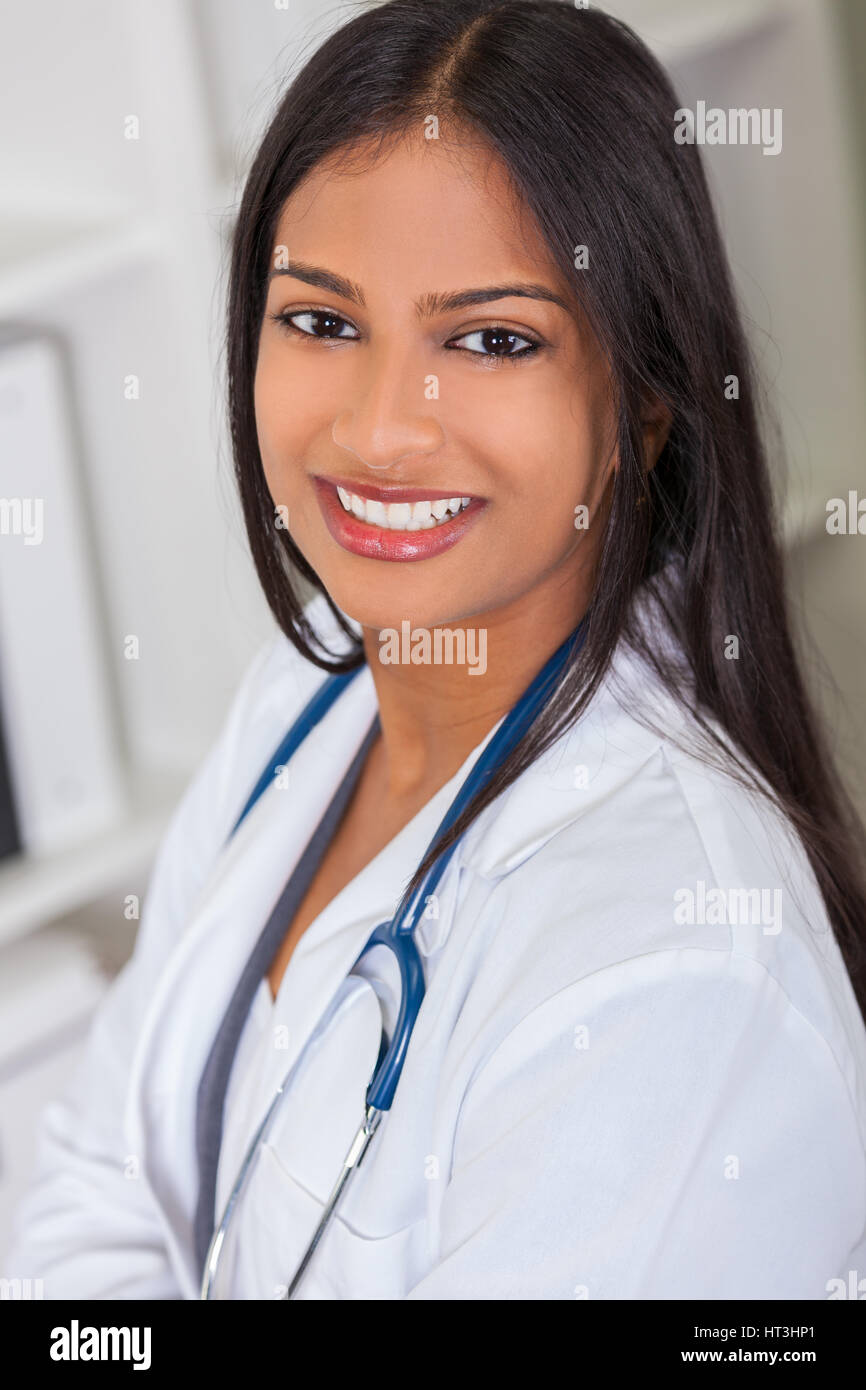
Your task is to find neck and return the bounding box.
[360,581,589,802]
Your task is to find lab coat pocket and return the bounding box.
[218,971,428,1298]
[252,1140,427,1299]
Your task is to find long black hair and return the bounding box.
[225,0,866,1017]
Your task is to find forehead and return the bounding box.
[270,130,565,293]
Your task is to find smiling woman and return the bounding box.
[7,0,866,1304]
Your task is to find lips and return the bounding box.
[317,473,471,504]
[312,475,487,562]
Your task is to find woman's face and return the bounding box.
[254,130,618,636]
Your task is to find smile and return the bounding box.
[336,486,472,530]
[312,474,487,563]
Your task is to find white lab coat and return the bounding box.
[6,561,866,1300]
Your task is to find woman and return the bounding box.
[8,0,866,1300]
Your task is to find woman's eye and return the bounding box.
[449,327,541,360]
[271,309,360,340]
[268,311,541,359]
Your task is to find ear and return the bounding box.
[641,392,672,474]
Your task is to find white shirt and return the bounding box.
[6,562,866,1299]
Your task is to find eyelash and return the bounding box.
[266,308,544,363]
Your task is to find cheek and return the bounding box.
[253,355,284,471]
[255,343,291,430]
[253,350,318,487]
[453,372,604,527]
[517,373,615,529]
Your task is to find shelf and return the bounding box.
[0,766,189,950]
[0,211,169,318]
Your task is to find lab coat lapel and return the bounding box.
[126,666,381,1295]
[223,721,491,1186]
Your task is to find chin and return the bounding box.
[323,586,469,638]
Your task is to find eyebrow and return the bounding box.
[266,262,571,316]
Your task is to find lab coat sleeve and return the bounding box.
[406,947,866,1299]
[3,636,283,1300]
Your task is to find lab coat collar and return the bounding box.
[302,558,685,885]
[127,669,495,1297]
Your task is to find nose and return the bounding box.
[331,341,445,472]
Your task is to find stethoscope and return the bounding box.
[200,613,588,1299]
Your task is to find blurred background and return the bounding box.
[0,0,864,1263]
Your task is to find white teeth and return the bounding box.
[388,502,411,527]
[334,487,472,530]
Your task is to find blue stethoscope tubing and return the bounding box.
[201,612,587,1298]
